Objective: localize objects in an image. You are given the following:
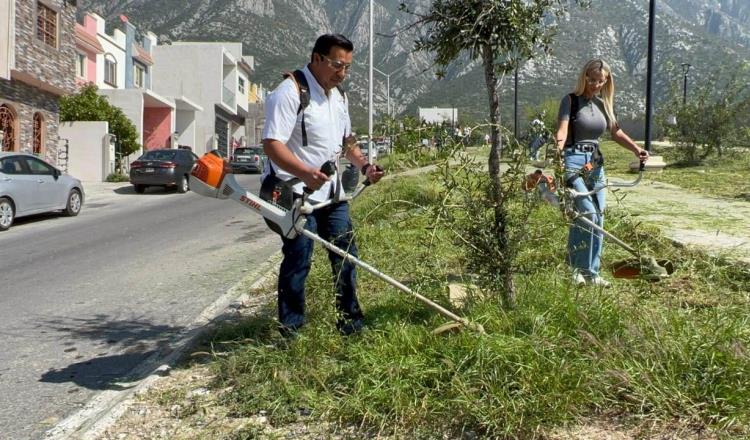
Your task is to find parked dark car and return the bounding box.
[0,152,85,231]
[231,146,266,174]
[129,149,198,194]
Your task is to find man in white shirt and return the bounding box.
[262,34,384,337]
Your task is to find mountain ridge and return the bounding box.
[78,0,750,130]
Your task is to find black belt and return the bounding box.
[565,143,598,153]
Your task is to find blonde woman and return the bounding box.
[555,59,649,287]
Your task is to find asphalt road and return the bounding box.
[0,175,279,439]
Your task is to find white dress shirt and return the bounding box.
[261,65,351,202]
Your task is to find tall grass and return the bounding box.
[209,166,750,438]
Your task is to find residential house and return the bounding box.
[88,13,174,153]
[73,12,102,87]
[151,42,257,156]
[246,81,266,145]
[0,0,77,164]
[82,13,202,154]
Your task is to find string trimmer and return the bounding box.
[189,151,485,334]
[525,161,672,280]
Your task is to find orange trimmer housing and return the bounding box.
[191,150,232,189]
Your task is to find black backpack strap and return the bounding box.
[292,70,310,146]
[281,70,311,146]
[567,93,579,147]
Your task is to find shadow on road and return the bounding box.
[38,314,183,348]
[35,315,183,390]
[39,350,159,390]
[114,185,181,195]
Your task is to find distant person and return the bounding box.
[484,133,490,145]
[261,34,384,337]
[527,117,548,161]
[555,59,649,287]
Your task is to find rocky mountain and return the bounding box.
[78,0,750,131]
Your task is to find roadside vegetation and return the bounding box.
[187,140,750,439]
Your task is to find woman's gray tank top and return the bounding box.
[557,94,608,145]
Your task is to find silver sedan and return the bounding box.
[0,152,85,231]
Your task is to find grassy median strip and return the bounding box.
[192,166,750,439]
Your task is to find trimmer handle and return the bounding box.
[303,161,337,194]
[361,164,383,187]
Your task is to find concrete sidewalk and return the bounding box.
[81,181,132,200]
[615,178,750,264]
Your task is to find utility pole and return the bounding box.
[644,0,655,152]
[513,65,519,139]
[368,0,375,164]
[681,63,691,105]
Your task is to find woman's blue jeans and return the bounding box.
[564,149,606,277]
[277,201,363,334]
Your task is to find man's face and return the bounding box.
[312,46,353,91]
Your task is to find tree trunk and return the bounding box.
[482,44,516,309]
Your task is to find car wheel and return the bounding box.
[0,197,14,231]
[177,175,189,193]
[134,184,146,194]
[64,189,83,217]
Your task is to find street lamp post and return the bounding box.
[514,65,519,139]
[373,64,408,120]
[681,63,691,105]
[645,0,656,153]
[368,0,375,164]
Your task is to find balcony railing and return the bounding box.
[222,85,235,109]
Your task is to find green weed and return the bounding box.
[204,168,750,438]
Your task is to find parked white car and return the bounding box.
[0,152,85,231]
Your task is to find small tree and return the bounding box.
[400,0,588,307]
[658,66,750,162]
[60,84,141,170]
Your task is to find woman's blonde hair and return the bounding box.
[573,59,617,128]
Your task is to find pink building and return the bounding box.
[71,13,201,156]
[74,15,103,88]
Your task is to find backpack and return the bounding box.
[283,69,346,147]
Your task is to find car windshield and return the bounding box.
[235,148,263,155]
[141,150,177,161]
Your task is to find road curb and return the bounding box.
[44,252,282,440]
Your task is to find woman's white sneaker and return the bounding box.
[572,271,586,287]
[589,276,611,288]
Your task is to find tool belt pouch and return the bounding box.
[592,147,604,166]
[259,175,299,235]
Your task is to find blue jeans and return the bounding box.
[564,149,606,277]
[277,201,363,333]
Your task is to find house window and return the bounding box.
[238,77,245,94]
[75,52,86,78]
[33,113,44,155]
[36,2,58,48]
[0,104,17,152]
[134,63,145,88]
[104,53,117,87]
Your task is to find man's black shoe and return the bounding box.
[337,319,365,336]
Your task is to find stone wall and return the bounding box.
[0,79,61,165]
[13,0,76,94]
[0,0,78,165]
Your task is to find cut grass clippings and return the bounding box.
[600,140,750,201]
[202,166,749,439]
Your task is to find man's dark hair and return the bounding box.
[311,34,354,61]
